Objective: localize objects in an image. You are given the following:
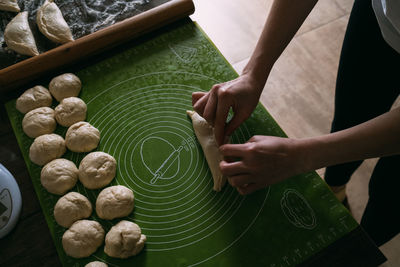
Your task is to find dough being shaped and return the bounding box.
[187,111,226,191]
[0,0,20,12]
[54,97,87,127]
[29,133,66,166]
[65,121,100,152]
[37,0,74,44]
[41,159,78,195]
[4,11,39,56]
[54,192,92,228]
[85,262,108,267]
[22,107,56,138]
[96,185,134,220]
[16,85,53,114]
[79,152,116,189]
[104,220,146,258]
[49,73,81,101]
[62,220,104,258]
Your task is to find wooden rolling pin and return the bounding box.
[0,0,195,92]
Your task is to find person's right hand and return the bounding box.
[192,73,264,145]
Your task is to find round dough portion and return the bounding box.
[65,122,100,152]
[104,220,146,258]
[85,262,108,267]
[29,134,66,166]
[79,152,116,189]
[96,185,134,220]
[41,159,78,195]
[22,107,56,138]
[55,97,87,127]
[49,73,81,101]
[54,192,92,228]
[16,85,52,114]
[62,220,104,258]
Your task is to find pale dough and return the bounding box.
[54,192,92,228]
[65,121,100,152]
[4,11,39,56]
[62,220,104,258]
[22,107,56,138]
[85,262,108,267]
[29,133,66,166]
[16,85,53,114]
[49,73,81,101]
[54,97,87,127]
[0,0,20,12]
[41,159,78,195]
[104,220,146,258]
[187,110,226,191]
[96,185,134,220]
[79,152,116,189]
[37,0,74,44]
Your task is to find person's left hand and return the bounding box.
[219,135,308,195]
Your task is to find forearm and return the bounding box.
[243,0,318,88]
[301,107,400,171]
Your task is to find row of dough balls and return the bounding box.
[55,188,146,259]
[15,72,147,261]
[41,152,116,195]
[2,0,74,57]
[15,73,101,165]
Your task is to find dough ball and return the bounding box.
[79,152,116,189]
[85,262,108,267]
[4,11,39,56]
[54,192,92,228]
[41,159,78,195]
[37,0,74,44]
[54,97,87,127]
[49,73,81,101]
[104,220,146,258]
[96,185,134,220]
[29,134,66,166]
[22,107,56,138]
[62,220,104,258]
[65,122,100,152]
[16,85,52,114]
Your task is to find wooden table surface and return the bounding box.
[0,94,62,266]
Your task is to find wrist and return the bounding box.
[294,137,327,174]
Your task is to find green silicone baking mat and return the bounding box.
[6,19,359,266]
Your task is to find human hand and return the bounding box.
[192,74,264,145]
[219,135,309,195]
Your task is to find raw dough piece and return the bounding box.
[79,152,116,189]
[65,122,100,152]
[41,159,78,195]
[187,111,226,191]
[22,107,56,138]
[62,220,104,258]
[85,262,108,267]
[96,185,134,220]
[54,97,87,127]
[37,0,74,44]
[16,85,53,114]
[104,220,146,258]
[4,11,39,56]
[0,0,20,12]
[49,73,81,101]
[54,192,92,228]
[29,134,66,166]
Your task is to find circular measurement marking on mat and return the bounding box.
[69,72,270,263]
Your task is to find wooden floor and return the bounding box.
[190,0,400,265]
